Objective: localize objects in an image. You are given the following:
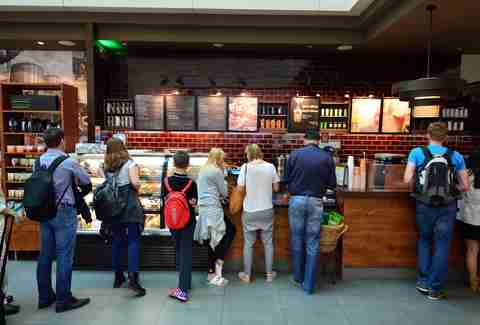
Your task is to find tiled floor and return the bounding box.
[5,261,480,325]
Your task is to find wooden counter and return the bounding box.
[338,190,465,268]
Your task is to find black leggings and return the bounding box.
[208,216,236,272]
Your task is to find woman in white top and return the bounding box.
[457,150,480,292]
[237,144,280,283]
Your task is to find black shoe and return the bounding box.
[427,291,447,301]
[416,283,429,295]
[4,303,20,316]
[38,295,56,310]
[55,297,90,313]
[128,272,146,297]
[114,271,126,288]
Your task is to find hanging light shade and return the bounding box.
[391,6,465,102]
[392,77,465,102]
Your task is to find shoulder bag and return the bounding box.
[229,164,247,215]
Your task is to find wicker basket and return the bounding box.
[320,223,349,253]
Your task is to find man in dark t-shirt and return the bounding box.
[161,151,198,303]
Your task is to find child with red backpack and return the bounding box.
[162,151,198,302]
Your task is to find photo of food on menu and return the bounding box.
[381,98,411,133]
[228,96,258,131]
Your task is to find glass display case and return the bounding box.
[74,150,208,235]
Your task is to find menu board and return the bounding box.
[228,97,258,131]
[135,95,164,130]
[289,97,320,133]
[165,96,196,131]
[381,98,411,133]
[350,98,381,133]
[198,96,227,131]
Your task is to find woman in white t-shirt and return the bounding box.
[457,150,480,292]
[237,144,280,283]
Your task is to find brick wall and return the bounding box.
[124,131,480,164]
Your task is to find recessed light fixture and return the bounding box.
[215,91,222,96]
[36,41,45,46]
[414,96,441,100]
[58,40,76,47]
[337,44,353,51]
[173,90,180,95]
[212,43,224,48]
[240,91,247,96]
[316,93,320,97]
[368,94,375,98]
[344,93,350,98]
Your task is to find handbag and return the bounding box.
[229,164,247,215]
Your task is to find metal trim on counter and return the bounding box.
[337,189,412,198]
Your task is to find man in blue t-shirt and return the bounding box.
[404,122,469,301]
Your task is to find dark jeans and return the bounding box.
[171,220,196,293]
[288,195,324,294]
[37,206,77,305]
[208,217,236,272]
[112,223,142,273]
[416,201,457,294]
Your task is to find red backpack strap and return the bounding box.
[164,178,173,193]
[181,179,193,194]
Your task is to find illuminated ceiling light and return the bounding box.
[316,93,320,97]
[392,6,464,102]
[344,93,350,98]
[414,96,441,100]
[368,94,375,98]
[36,41,45,46]
[240,91,247,96]
[296,92,300,97]
[58,40,76,47]
[173,90,180,95]
[212,43,224,48]
[215,91,222,96]
[337,44,353,51]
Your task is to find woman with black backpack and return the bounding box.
[101,137,146,297]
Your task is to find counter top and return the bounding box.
[336,188,411,198]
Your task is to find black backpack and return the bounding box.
[92,167,126,223]
[414,147,459,207]
[23,156,70,222]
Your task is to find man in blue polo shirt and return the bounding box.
[404,122,469,301]
[286,129,336,294]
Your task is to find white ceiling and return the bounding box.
[0,0,376,15]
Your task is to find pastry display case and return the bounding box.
[75,149,208,236]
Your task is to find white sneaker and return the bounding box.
[266,271,277,283]
[209,275,229,287]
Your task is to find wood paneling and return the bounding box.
[339,192,465,268]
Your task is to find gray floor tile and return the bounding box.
[5,261,480,325]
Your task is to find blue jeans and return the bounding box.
[37,206,77,305]
[112,223,141,273]
[288,195,324,294]
[416,201,457,294]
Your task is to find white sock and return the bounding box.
[215,260,224,278]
